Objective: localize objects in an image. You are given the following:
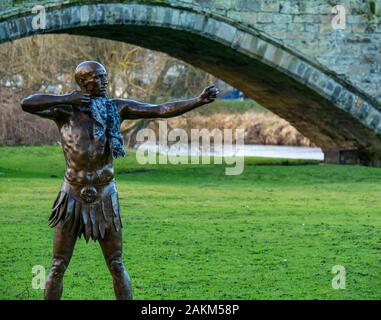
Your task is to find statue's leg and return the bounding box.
[44,222,77,300]
[99,228,132,300]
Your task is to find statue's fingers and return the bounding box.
[205,85,215,92]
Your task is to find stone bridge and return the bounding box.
[2,0,381,164]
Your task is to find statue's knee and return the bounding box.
[50,257,67,278]
[109,258,125,276]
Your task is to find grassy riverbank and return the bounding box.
[0,146,380,299]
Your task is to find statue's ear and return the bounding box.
[76,74,89,87]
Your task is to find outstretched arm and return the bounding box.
[21,91,90,119]
[114,86,219,120]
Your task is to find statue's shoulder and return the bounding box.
[111,98,143,108]
[110,98,128,113]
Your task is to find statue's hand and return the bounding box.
[199,85,220,104]
[64,91,91,105]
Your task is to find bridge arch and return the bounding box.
[1,2,381,164]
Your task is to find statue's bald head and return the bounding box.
[74,61,108,97]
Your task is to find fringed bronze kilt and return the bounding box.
[49,179,123,242]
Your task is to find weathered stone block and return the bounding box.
[148,6,169,26]
[0,22,9,43]
[262,23,287,40]
[369,113,381,130]
[332,85,342,101]
[293,14,319,24]
[287,56,300,74]
[193,13,206,31]
[261,0,280,12]
[344,93,355,112]
[257,12,273,24]
[69,6,81,26]
[347,15,368,24]
[273,14,292,24]
[271,46,284,65]
[287,22,304,33]
[203,18,218,37]
[93,4,105,25]
[7,19,19,39]
[303,66,313,83]
[17,17,27,36]
[231,30,258,55]
[263,43,277,62]
[355,100,370,121]
[235,0,261,11]
[178,11,197,30]
[228,11,257,26]
[297,62,306,77]
[103,4,125,25]
[79,5,90,26]
[256,38,268,58]
[280,1,300,14]
[351,23,368,33]
[278,51,294,70]
[305,23,319,33]
[170,9,180,27]
[45,9,62,31]
[215,21,237,44]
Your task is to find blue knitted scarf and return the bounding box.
[88,96,125,159]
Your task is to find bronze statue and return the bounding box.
[21,61,219,300]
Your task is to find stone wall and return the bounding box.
[209,0,381,104]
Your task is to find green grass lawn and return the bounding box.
[0,145,380,300]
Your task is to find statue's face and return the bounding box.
[83,66,108,97]
[76,62,109,97]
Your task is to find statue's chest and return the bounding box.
[62,111,107,144]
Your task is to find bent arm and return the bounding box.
[21,94,70,113]
[115,97,205,120]
[21,91,90,120]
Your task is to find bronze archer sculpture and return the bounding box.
[21,61,219,300]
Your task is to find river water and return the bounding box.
[137,144,324,161]
[238,145,324,160]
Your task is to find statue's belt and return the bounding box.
[60,179,117,204]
